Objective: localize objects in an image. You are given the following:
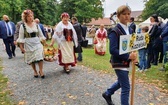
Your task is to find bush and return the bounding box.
[164,63,168,79]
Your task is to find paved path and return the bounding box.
[0,40,168,105]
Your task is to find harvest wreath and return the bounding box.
[43,46,57,62]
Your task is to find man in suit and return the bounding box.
[0,15,16,59]
[160,22,168,70]
[34,18,46,38]
[71,17,83,61]
[129,17,136,33]
[81,23,87,39]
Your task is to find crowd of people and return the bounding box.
[0,4,168,105]
[136,14,168,72]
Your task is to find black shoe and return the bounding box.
[13,53,16,57]
[41,75,45,79]
[39,71,45,79]
[65,69,70,74]
[159,61,162,63]
[102,92,114,105]
[8,56,12,59]
[63,66,70,74]
[34,75,38,78]
[77,58,82,62]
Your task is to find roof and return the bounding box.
[86,11,143,26]
[131,11,142,18]
[86,18,111,26]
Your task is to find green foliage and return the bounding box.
[165,63,168,71]
[23,0,58,25]
[157,3,168,18]
[142,0,168,20]
[0,0,23,22]
[0,0,58,25]
[164,63,168,80]
[0,0,103,25]
[58,0,103,23]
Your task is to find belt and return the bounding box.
[25,32,37,38]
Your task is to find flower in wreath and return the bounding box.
[145,33,149,45]
[129,33,136,47]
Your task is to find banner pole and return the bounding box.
[130,62,136,105]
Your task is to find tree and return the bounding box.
[0,0,103,25]
[57,0,103,23]
[23,0,58,25]
[0,0,58,25]
[0,0,23,23]
[142,0,168,20]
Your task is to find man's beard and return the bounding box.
[5,20,9,22]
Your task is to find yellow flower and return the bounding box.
[129,33,136,47]
[129,40,134,47]
[145,33,150,44]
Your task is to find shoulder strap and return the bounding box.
[36,24,39,37]
[22,23,30,38]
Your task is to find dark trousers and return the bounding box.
[106,69,130,105]
[159,45,163,63]
[153,48,159,65]
[163,41,168,65]
[147,44,153,68]
[3,36,16,58]
[77,41,83,61]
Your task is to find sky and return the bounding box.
[103,0,145,17]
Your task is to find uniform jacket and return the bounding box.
[129,22,136,33]
[161,22,168,41]
[39,23,46,38]
[108,23,133,68]
[0,20,16,39]
[73,22,83,42]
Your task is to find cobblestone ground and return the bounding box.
[0,40,168,105]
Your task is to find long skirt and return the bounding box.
[57,41,77,67]
[95,39,106,55]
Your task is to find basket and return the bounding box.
[43,46,57,62]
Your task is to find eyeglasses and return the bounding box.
[23,10,33,15]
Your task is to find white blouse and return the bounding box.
[53,21,78,47]
[17,22,46,43]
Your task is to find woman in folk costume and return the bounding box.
[17,9,47,78]
[50,12,78,73]
[94,24,107,55]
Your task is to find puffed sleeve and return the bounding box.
[16,24,25,43]
[52,22,65,44]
